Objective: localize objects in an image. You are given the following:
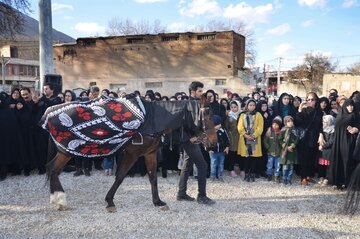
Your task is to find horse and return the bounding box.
[43,95,217,212]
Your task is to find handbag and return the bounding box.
[177,150,189,170]
[295,111,317,141]
[296,127,307,141]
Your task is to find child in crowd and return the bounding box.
[318,115,335,186]
[264,116,283,183]
[237,99,264,182]
[279,116,298,185]
[102,157,114,176]
[225,100,242,177]
[208,115,230,182]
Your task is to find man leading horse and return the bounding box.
[176,81,216,205]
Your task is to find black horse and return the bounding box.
[44,95,217,212]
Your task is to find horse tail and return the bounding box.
[343,164,360,215]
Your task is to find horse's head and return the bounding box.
[196,94,218,148]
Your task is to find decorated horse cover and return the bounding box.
[40,96,145,158]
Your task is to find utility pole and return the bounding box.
[39,0,54,93]
[263,63,267,95]
[277,57,282,96]
[1,55,10,85]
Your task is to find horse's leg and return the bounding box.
[144,151,167,208]
[105,150,139,213]
[48,152,71,210]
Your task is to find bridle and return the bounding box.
[193,106,213,145]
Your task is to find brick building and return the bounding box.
[53,31,250,96]
[0,44,40,91]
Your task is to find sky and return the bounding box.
[28,0,360,71]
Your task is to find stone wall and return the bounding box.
[53,31,250,96]
[323,73,360,97]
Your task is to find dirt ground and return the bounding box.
[1,171,360,239]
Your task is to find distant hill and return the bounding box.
[17,13,75,43]
[0,12,75,43]
[0,12,75,60]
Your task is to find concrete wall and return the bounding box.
[53,31,250,96]
[323,73,360,97]
[278,81,309,98]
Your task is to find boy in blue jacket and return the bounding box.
[207,115,230,182]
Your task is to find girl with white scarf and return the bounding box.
[225,100,242,177]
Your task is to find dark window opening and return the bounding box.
[215,79,226,85]
[10,47,18,58]
[161,36,179,42]
[197,34,216,40]
[81,39,96,47]
[145,82,162,88]
[63,49,77,57]
[127,38,144,44]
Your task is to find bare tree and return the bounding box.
[347,62,360,75]
[192,20,256,66]
[0,0,31,39]
[286,53,337,93]
[106,17,167,36]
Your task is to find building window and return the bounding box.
[215,79,226,85]
[109,83,127,91]
[127,38,144,44]
[63,48,77,57]
[10,47,18,58]
[11,64,18,75]
[145,82,163,88]
[161,36,179,42]
[81,39,96,47]
[197,34,216,40]
[19,65,25,75]
[28,66,36,77]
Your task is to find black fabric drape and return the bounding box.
[328,99,359,187]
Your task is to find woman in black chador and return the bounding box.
[295,92,323,185]
[0,93,25,181]
[328,99,359,189]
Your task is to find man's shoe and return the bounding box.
[274,176,280,183]
[177,194,195,201]
[84,168,91,176]
[38,168,46,175]
[197,196,215,205]
[73,169,84,177]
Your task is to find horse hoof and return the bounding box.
[154,201,167,207]
[106,206,117,213]
[159,205,170,211]
[56,204,68,211]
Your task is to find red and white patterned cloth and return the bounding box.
[40,96,145,158]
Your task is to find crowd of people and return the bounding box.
[1,83,360,196]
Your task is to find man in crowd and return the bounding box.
[177,81,215,205]
[33,83,62,174]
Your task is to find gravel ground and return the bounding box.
[1,171,360,239]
